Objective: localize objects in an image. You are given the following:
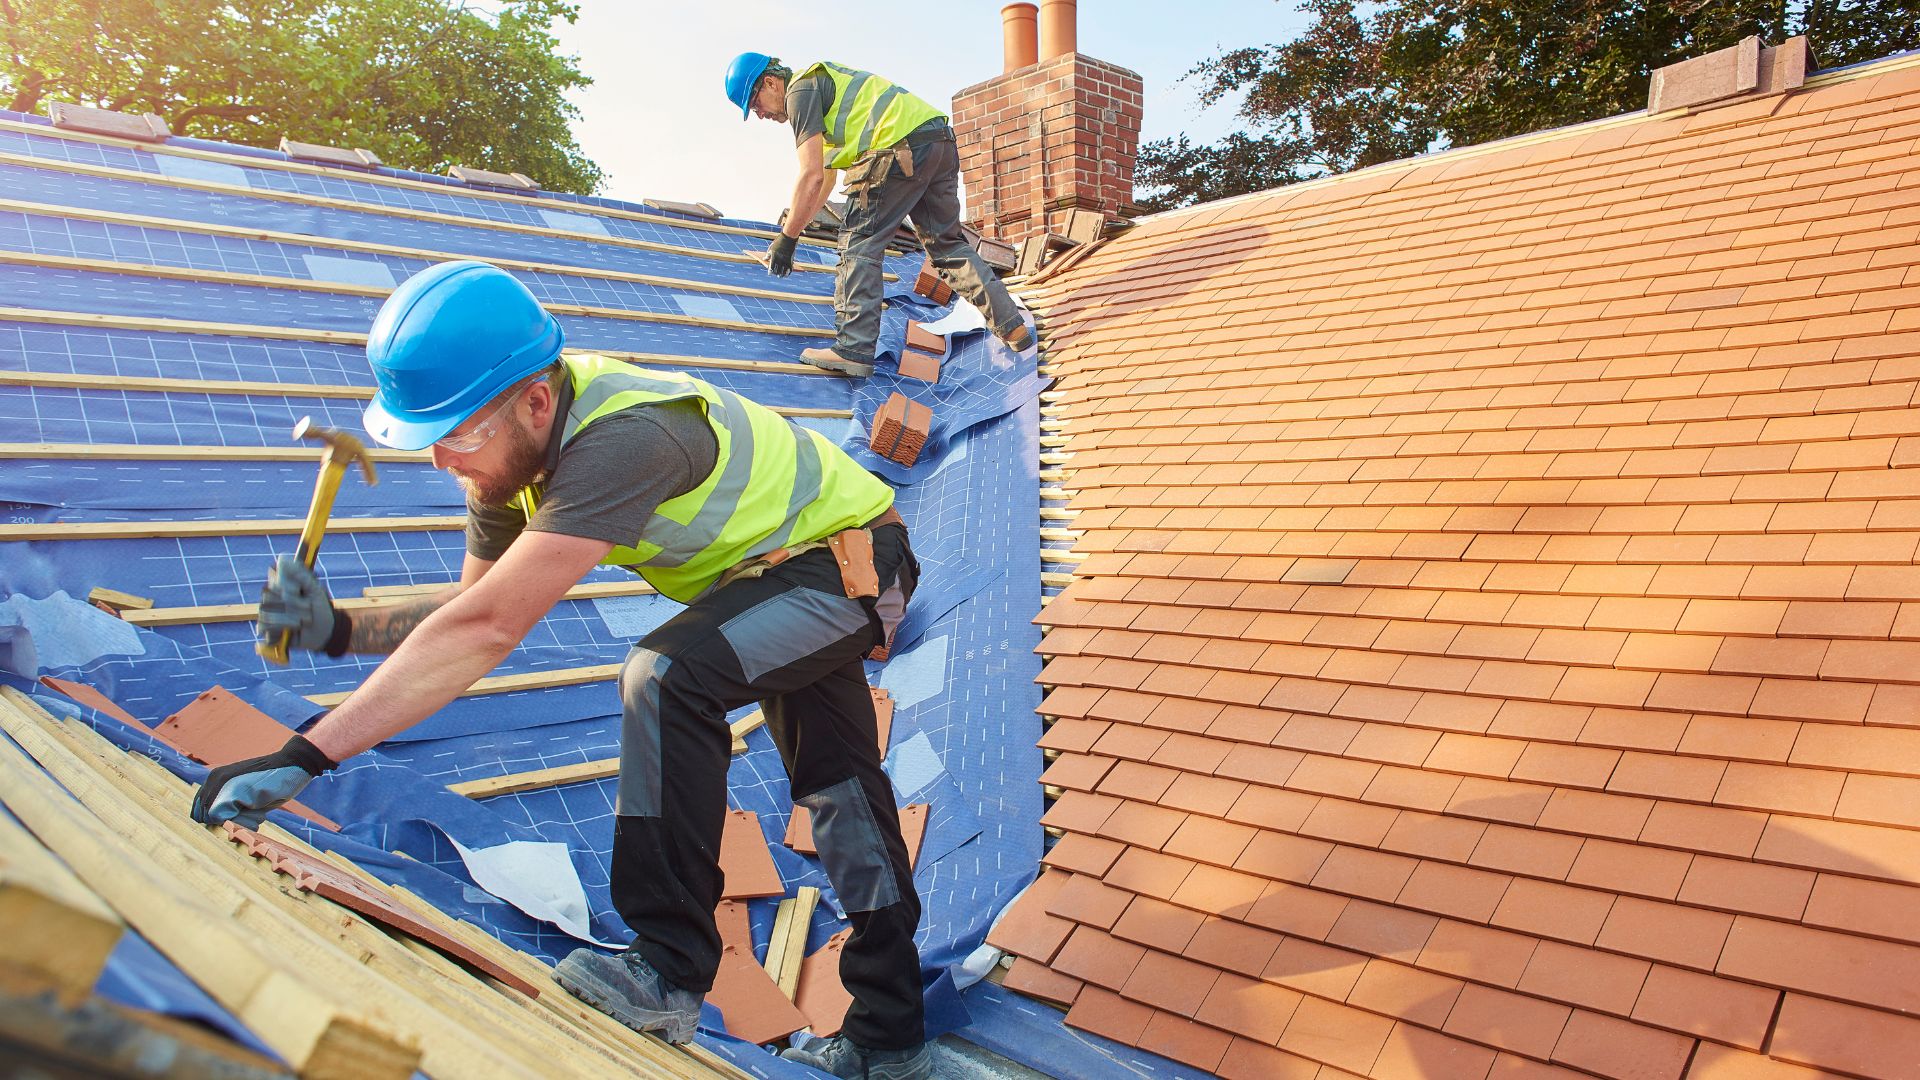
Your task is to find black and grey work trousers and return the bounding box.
[833,126,1024,361]
[610,523,924,1051]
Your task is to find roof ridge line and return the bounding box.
[1135,47,1920,232]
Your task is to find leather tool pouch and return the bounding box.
[826,529,880,599]
[894,144,914,179]
[841,151,892,209]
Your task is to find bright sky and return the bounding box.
[548,1,1310,223]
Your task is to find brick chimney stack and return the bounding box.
[951,1,1143,247]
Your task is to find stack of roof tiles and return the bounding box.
[995,51,1920,1080]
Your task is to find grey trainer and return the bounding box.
[800,346,876,377]
[781,1034,932,1080]
[552,947,702,1044]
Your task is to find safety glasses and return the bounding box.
[435,376,545,454]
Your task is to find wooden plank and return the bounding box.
[0,514,462,542]
[0,149,843,275]
[1,369,370,399]
[0,116,831,251]
[363,579,655,601]
[125,595,421,628]
[0,694,422,1077]
[762,899,796,984]
[0,250,835,338]
[367,879,751,1080]
[447,709,764,798]
[0,194,885,292]
[16,692,730,1080]
[86,586,152,610]
[0,371,854,420]
[0,442,428,462]
[764,886,820,1000]
[42,698,720,1080]
[228,825,539,997]
[0,307,842,378]
[446,757,619,799]
[0,789,124,1006]
[309,662,623,709]
[0,304,366,344]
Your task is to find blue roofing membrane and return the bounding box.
[0,110,1110,1074]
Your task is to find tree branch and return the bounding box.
[5,69,45,114]
[170,102,271,130]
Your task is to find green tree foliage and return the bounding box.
[0,0,603,193]
[1137,0,1920,210]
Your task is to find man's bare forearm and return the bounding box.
[347,588,460,654]
[786,174,828,237]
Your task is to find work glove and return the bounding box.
[190,732,337,828]
[766,233,797,277]
[257,555,349,655]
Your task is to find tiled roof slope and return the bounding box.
[999,53,1920,1080]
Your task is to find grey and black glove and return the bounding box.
[257,555,352,656]
[766,233,797,277]
[190,732,337,828]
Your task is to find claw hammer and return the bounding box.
[257,417,379,665]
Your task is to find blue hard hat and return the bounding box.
[362,261,564,451]
[725,51,774,120]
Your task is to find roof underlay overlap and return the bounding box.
[1002,51,1920,1080]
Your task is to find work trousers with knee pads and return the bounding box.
[608,523,924,1050]
[832,124,1025,361]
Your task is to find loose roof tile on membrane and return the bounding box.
[1006,50,1920,1080]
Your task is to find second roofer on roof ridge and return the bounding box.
[726,51,1034,377]
[187,261,934,1080]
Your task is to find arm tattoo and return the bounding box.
[348,589,459,654]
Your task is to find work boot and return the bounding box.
[995,320,1035,353]
[553,947,703,1044]
[781,1034,933,1080]
[799,346,876,377]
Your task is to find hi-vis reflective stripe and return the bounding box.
[827,65,870,151]
[558,366,753,567]
[805,61,944,171]
[644,388,757,567]
[525,354,894,602]
[856,87,905,159]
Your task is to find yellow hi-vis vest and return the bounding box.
[512,354,894,603]
[800,61,946,170]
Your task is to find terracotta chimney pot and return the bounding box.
[1039,0,1076,60]
[1001,4,1038,73]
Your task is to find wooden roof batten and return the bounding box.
[1001,42,1920,1080]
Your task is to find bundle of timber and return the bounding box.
[0,685,746,1080]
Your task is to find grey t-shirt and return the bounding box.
[465,396,720,562]
[787,70,833,146]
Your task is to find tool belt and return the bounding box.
[714,505,902,594]
[840,147,910,211]
[711,507,910,659]
[839,121,946,210]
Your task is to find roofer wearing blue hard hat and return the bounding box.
[191,260,931,1076]
[726,50,1032,379]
